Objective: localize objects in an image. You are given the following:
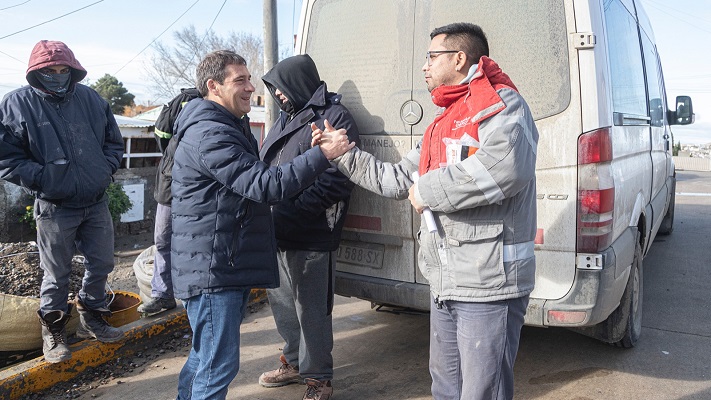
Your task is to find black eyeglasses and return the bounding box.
[426,50,461,66]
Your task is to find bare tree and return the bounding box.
[147,25,265,102]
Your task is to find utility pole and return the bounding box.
[263,0,279,134]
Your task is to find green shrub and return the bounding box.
[107,182,133,222]
[19,205,36,230]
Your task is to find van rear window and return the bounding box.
[426,0,570,119]
[304,0,570,127]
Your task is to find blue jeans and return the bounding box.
[177,289,250,400]
[429,295,528,400]
[35,199,115,316]
[151,203,173,298]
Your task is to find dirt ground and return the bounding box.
[110,231,155,294]
[0,242,84,299]
[0,231,154,299]
[7,231,273,400]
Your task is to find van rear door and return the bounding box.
[298,0,421,287]
[298,0,574,310]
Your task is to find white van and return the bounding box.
[295,0,694,347]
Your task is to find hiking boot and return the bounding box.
[259,354,301,387]
[37,309,72,363]
[303,378,333,400]
[75,299,123,343]
[137,296,176,315]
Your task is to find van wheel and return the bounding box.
[602,236,643,348]
[658,180,676,235]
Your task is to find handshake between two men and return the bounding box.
[309,120,426,214]
[310,119,354,160]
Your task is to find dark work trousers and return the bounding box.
[267,249,335,381]
[151,202,174,299]
[35,199,115,316]
[429,295,529,400]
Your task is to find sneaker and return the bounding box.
[75,299,124,343]
[258,354,301,387]
[137,297,177,314]
[37,309,72,363]
[303,378,333,400]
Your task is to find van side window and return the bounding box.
[641,31,664,127]
[604,0,647,120]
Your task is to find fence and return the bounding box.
[673,156,711,172]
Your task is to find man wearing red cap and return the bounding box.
[0,40,125,363]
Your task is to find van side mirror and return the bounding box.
[671,95,694,125]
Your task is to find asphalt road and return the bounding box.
[70,171,711,400]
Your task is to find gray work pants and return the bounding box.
[35,199,115,316]
[151,202,173,298]
[267,249,335,381]
[429,295,529,400]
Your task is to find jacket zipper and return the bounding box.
[55,102,83,200]
[228,203,249,267]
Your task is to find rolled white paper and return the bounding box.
[412,172,438,233]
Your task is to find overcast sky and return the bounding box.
[0,0,708,144]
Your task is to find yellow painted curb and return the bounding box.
[0,305,188,400]
[0,288,267,400]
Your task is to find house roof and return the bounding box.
[133,107,163,122]
[114,115,155,128]
[248,105,264,125]
[117,104,265,127]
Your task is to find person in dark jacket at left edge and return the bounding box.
[170,50,355,400]
[0,40,125,364]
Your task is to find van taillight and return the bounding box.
[577,128,614,253]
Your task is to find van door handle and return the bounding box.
[663,133,670,140]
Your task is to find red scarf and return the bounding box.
[419,57,517,175]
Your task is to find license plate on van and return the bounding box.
[336,242,384,269]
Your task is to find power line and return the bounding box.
[0,0,205,102]
[169,0,227,87]
[642,0,711,35]
[86,0,202,100]
[0,0,105,40]
[644,0,711,26]
[111,0,200,76]
[0,0,31,11]
[0,49,24,64]
[203,0,227,39]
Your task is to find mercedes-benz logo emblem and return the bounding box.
[400,100,423,125]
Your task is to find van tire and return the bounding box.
[658,180,676,235]
[605,236,643,348]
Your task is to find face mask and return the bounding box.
[279,99,295,115]
[36,71,71,95]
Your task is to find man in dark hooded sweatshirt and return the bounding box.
[258,54,360,400]
[0,40,125,363]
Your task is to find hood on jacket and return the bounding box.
[25,40,87,90]
[477,56,517,92]
[262,54,322,115]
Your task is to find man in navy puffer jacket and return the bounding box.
[170,50,354,400]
